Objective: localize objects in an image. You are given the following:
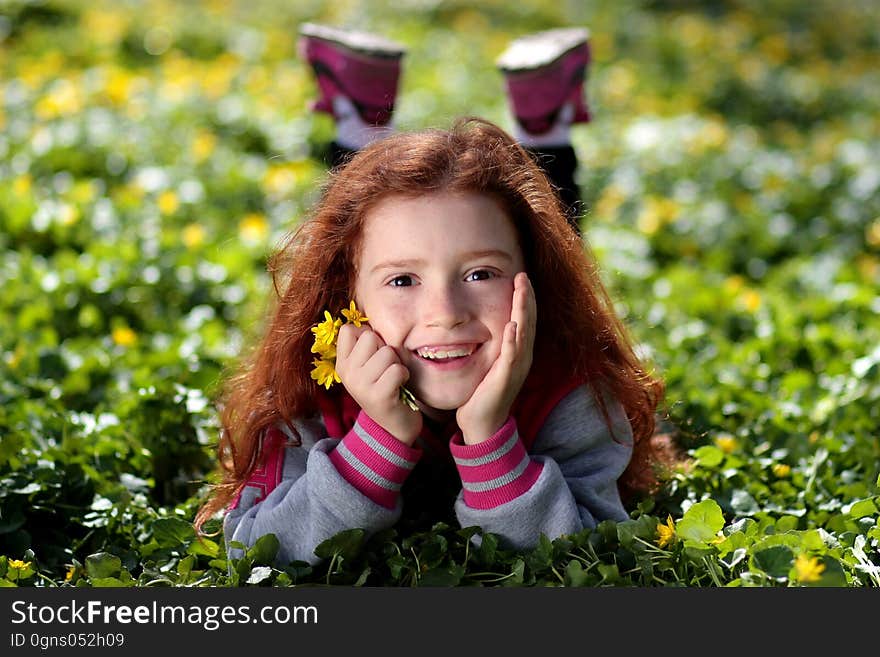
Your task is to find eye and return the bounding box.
[388,275,414,287]
[465,269,495,282]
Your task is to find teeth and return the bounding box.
[417,346,474,360]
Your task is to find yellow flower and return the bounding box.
[310,358,340,390]
[311,339,336,359]
[8,559,30,570]
[191,130,217,162]
[772,463,791,477]
[182,223,206,249]
[340,301,369,327]
[794,554,825,583]
[112,326,137,347]
[157,190,179,215]
[715,435,738,454]
[656,515,676,548]
[311,311,342,349]
[239,213,269,244]
[739,289,762,313]
[65,566,75,582]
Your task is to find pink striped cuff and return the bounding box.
[328,410,422,509]
[449,417,543,510]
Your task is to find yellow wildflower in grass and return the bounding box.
[594,184,626,223]
[57,202,79,226]
[65,566,75,582]
[738,289,762,313]
[310,358,341,390]
[158,190,180,216]
[182,223,206,249]
[715,435,738,454]
[13,174,32,196]
[772,463,791,477]
[112,326,137,347]
[656,515,676,548]
[340,301,369,327]
[191,130,218,162]
[637,196,680,235]
[794,554,825,583]
[239,213,269,244]
[8,559,30,570]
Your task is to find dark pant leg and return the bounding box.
[525,145,582,235]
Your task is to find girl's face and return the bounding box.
[354,191,526,418]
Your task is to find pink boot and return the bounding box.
[298,23,406,127]
[497,27,592,136]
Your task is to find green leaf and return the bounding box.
[678,499,725,545]
[617,515,658,550]
[152,517,196,548]
[693,445,724,468]
[564,560,591,586]
[474,532,498,565]
[845,498,877,519]
[418,564,464,587]
[731,489,760,515]
[85,552,122,579]
[752,546,794,580]
[91,577,133,587]
[313,528,365,561]
[187,538,219,559]
[246,533,280,566]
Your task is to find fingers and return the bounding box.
[337,324,403,386]
[336,323,369,361]
[511,272,536,353]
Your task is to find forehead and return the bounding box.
[358,191,521,260]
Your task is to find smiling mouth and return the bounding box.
[414,345,478,361]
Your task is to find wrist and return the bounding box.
[362,410,421,446]
[460,416,509,445]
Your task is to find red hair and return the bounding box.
[195,117,667,532]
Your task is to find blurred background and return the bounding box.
[1,0,878,586]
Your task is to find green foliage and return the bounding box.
[1,0,878,587]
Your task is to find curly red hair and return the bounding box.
[195,117,667,533]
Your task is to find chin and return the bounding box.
[416,387,474,413]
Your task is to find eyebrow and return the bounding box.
[369,250,513,275]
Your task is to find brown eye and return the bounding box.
[389,275,414,287]
[465,269,494,282]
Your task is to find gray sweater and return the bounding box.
[224,384,633,566]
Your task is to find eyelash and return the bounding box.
[465,269,495,282]
[385,269,497,288]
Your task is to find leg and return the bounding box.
[497,28,591,234]
[298,23,406,169]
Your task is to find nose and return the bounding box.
[422,282,469,329]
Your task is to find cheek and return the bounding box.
[360,296,410,346]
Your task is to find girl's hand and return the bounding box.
[335,323,423,445]
[456,272,536,444]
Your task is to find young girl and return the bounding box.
[195,117,666,566]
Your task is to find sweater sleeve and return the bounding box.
[451,385,633,550]
[223,412,422,566]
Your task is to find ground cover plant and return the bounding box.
[1,0,878,587]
